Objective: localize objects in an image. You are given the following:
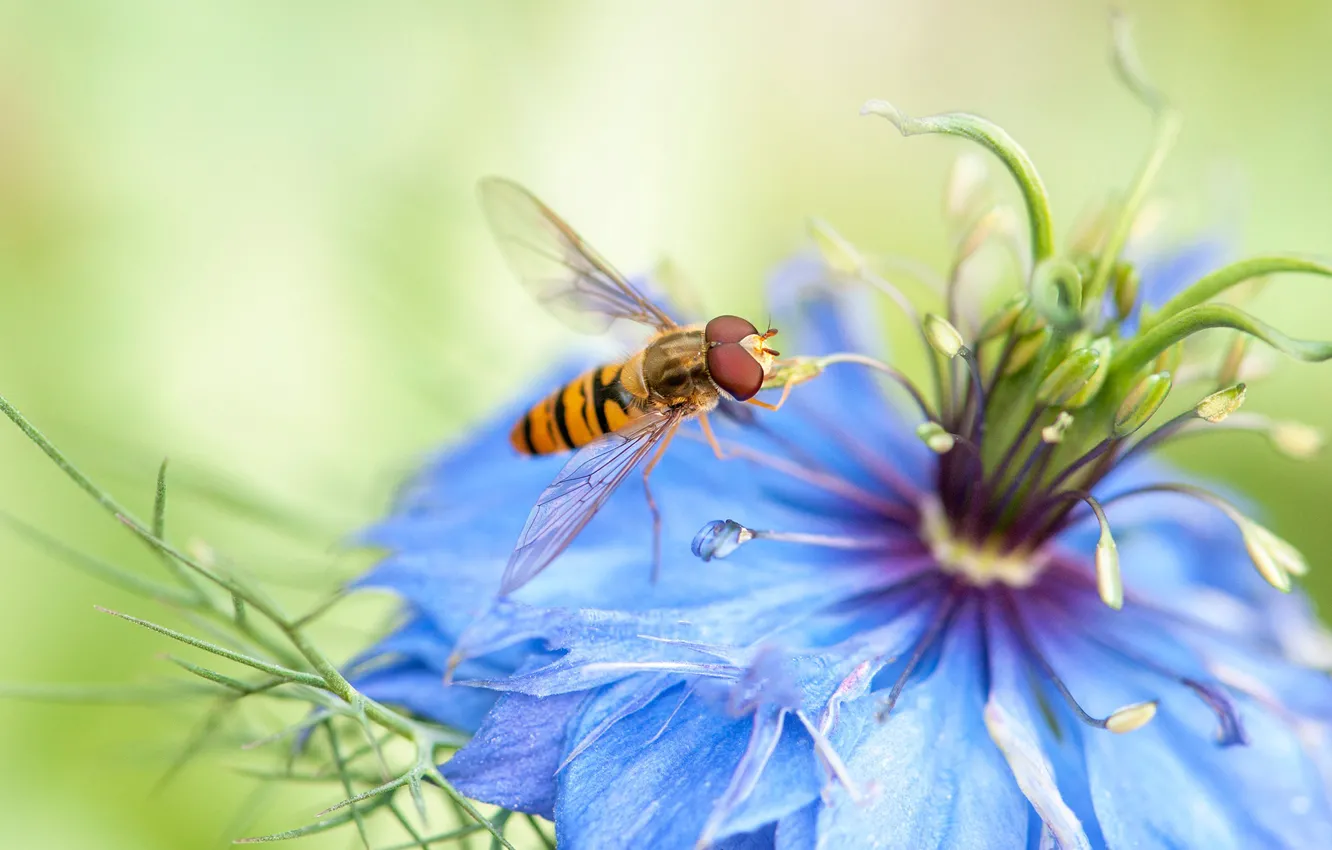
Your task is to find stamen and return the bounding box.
[876,588,964,721]
[924,313,966,359]
[691,518,913,562]
[959,348,988,439]
[690,435,914,521]
[1036,347,1101,408]
[1044,606,1248,746]
[764,352,937,423]
[916,421,956,455]
[1168,412,1324,460]
[1097,482,1307,591]
[1022,491,1122,609]
[999,593,1157,733]
[1072,381,1244,494]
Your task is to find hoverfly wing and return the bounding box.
[478,177,678,335]
[500,410,682,596]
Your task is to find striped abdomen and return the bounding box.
[511,363,641,455]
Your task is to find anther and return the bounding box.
[923,313,966,359]
[1194,383,1246,423]
[1105,700,1159,734]
[1036,348,1100,408]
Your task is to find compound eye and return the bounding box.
[706,342,764,401]
[705,314,759,345]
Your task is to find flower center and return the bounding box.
[919,497,1048,587]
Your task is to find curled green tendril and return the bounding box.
[1146,255,1332,329]
[861,100,1055,264]
[1081,10,1182,318]
[1114,303,1332,380]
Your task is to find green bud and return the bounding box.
[1003,326,1052,376]
[915,421,956,454]
[1195,383,1246,424]
[1064,336,1113,409]
[923,313,965,359]
[1113,371,1172,437]
[808,218,865,276]
[1112,262,1140,321]
[1037,348,1101,407]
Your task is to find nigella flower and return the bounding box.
[351,25,1332,850]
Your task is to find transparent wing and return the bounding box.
[478,177,678,334]
[501,411,681,595]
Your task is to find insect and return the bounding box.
[479,177,781,595]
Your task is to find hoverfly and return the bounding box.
[479,177,781,595]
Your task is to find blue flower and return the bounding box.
[352,231,1332,847]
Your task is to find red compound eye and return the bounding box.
[707,342,764,401]
[705,314,759,345]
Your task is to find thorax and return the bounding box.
[622,327,720,413]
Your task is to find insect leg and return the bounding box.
[642,420,680,583]
[745,379,796,412]
[698,412,728,460]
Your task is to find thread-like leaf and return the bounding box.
[97,606,328,689]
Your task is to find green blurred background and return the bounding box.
[1,1,1330,846]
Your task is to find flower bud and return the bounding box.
[1113,372,1172,437]
[1195,383,1246,424]
[1037,348,1100,407]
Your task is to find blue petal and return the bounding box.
[984,608,1094,850]
[556,689,755,848]
[441,690,587,819]
[816,604,1029,848]
[774,804,818,849]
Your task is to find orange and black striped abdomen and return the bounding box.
[511,363,638,455]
